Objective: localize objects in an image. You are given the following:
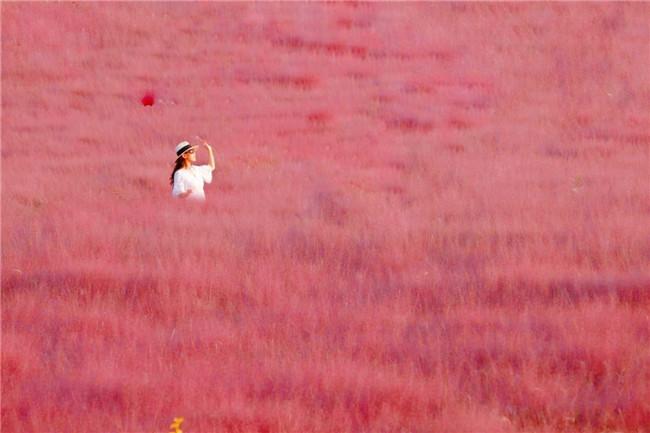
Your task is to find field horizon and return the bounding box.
[2,2,650,432]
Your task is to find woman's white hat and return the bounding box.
[175,140,197,159]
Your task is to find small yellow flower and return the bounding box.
[169,417,184,433]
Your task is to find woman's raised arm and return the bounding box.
[198,138,216,171]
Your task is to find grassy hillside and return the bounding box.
[2,2,650,432]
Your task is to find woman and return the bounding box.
[170,138,215,201]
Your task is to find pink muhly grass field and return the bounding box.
[2,2,650,432]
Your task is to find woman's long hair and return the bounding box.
[170,157,188,186]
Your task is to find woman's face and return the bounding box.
[183,147,197,163]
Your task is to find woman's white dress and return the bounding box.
[171,165,213,201]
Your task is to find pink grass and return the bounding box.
[2,2,650,432]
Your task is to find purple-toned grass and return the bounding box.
[2,2,650,432]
